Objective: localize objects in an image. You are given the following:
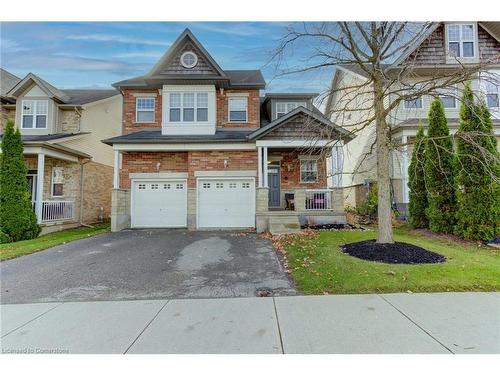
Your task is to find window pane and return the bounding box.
[183,108,194,121]
[276,103,286,113]
[448,25,460,41]
[197,108,208,121]
[137,98,155,110]
[137,111,154,122]
[23,115,33,128]
[404,98,422,109]
[170,108,181,122]
[229,98,247,111]
[52,183,63,197]
[286,103,296,112]
[183,93,195,108]
[169,93,181,107]
[36,115,47,128]
[485,81,497,93]
[440,96,455,108]
[462,42,474,57]
[197,93,208,107]
[487,94,499,108]
[23,101,34,114]
[229,111,247,122]
[301,171,317,182]
[449,42,460,57]
[462,24,474,40]
[36,100,48,115]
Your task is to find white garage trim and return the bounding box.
[130,172,188,179]
[131,178,188,228]
[194,170,257,177]
[196,177,256,229]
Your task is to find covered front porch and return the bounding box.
[23,143,90,232]
[254,140,346,233]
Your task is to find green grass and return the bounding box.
[0,223,110,261]
[283,225,500,294]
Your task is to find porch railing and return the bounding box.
[36,201,75,222]
[305,190,332,210]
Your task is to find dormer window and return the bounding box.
[181,51,198,69]
[447,24,476,58]
[276,102,307,118]
[22,100,48,129]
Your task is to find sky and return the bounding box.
[0,22,335,94]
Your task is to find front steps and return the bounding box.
[268,214,301,235]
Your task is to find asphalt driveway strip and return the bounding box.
[0,229,296,304]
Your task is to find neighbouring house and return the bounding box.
[103,28,354,234]
[325,22,500,216]
[0,68,122,233]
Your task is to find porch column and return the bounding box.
[263,146,269,188]
[35,153,45,224]
[257,146,263,188]
[113,150,120,189]
[401,135,409,203]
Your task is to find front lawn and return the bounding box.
[280,225,500,294]
[0,223,110,261]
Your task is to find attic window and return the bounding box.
[447,24,475,58]
[181,51,198,69]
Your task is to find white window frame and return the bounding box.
[300,159,319,183]
[51,167,64,197]
[403,97,423,109]
[275,102,307,119]
[167,92,210,123]
[446,23,477,60]
[438,86,458,109]
[22,100,48,129]
[228,97,248,123]
[180,51,198,69]
[485,81,499,108]
[135,97,156,123]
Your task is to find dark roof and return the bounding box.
[14,133,89,142]
[61,89,119,105]
[103,129,254,145]
[264,92,318,100]
[224,70,266,88]
[1,68,21,98]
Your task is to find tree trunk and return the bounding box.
[373,73,394,244]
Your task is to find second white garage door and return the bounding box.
[131,180,187,228]
[197,178,255,228]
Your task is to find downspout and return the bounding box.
[79,157,92,226]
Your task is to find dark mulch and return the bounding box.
[303,223,364,231]
[340,240,446,264]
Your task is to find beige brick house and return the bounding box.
[104,29,354,233]
[0,69,122,233]
[325,22,500,216]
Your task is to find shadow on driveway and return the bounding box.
[1,229,296,304]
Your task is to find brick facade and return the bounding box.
[216,89,260,129]
[122,89,162,135]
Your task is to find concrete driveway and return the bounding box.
[0,230,296,304]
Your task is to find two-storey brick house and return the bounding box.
[104,29,354,233]
[325,22,500,215]
[0,68,122,233]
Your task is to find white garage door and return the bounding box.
[131,180,187,228]
[198,178,255,228]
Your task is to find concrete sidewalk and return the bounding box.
[1,292,498,354]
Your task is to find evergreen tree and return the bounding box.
[425,98,457,233]
[408,123,428,228]
[455,82,500,240]
[0,120,40,242]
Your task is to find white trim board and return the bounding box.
[129,172,188,179]
[256,140,334,148]
[194,170,257,177]
[112,143,256,151]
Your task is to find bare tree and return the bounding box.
[269,22,499,244]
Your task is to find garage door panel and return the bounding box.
[132,180,187,228]
[198,179,255,228]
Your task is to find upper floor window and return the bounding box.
[228,97,247,122]
[22,100,48,129]
[486,81,499,108]
[168,92,209,122]
[447,24,475,58]
[404,97,423,109]
[136,98,155,123]
[276,102,307,118]
[181,51,198,69]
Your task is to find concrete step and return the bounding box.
[269,215,301,235]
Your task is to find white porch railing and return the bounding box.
[305,190,332,210]
[39,201,75,222]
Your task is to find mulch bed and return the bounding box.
[302,223,364,231]
[340,240,446,264]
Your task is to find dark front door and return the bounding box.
[268,167,280,207]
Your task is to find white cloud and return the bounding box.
[66,34,171,47]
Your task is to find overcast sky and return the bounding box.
[0,22,335,94]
